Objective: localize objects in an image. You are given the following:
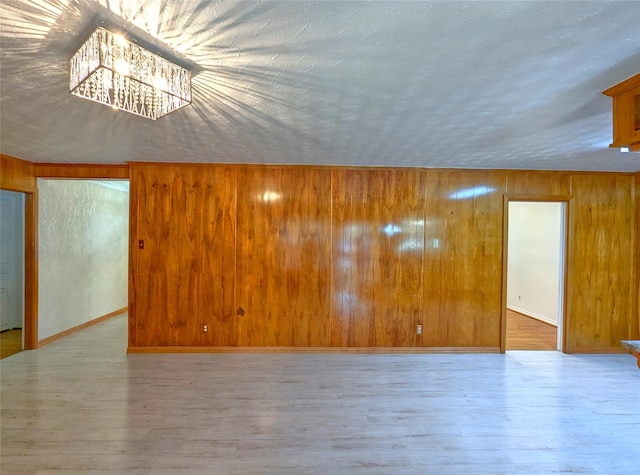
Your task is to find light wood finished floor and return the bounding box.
[506,310,557,350]
[0,329,22,360]
[1,315,639,474]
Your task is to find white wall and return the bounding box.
[38,180,129,340]
[507,201,563,326]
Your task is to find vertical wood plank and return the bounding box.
[134,165,176,345]
[236,167,332,346]
[131,164,236,347]
[23,191,38,350]
[201,167,237,346]
[128,166,140,348]
[422,170,440,347]
[331,169,426,347]
[330,169,370,346]
[176,167,203,345]
[567,173,636,351]
[423,171,505,347]
[477,173,507,348]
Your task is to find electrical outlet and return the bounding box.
[416,324,423,335]
[432,238,439,249]
[204,325,208,332]
[517,294,522,301]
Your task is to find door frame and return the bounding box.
[501,194,571,353]
[0,184,38,349]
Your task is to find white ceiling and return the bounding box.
[1,0,639,171]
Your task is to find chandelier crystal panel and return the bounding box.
[70,28,191,120]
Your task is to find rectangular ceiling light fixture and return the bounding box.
[70,27,191,120]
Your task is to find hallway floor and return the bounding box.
[1,315,638,474]
[506,310,557,350]
[0,329,22,359]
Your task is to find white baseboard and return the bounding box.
[507,305,558,327]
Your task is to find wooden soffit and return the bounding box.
[603,73,640,151]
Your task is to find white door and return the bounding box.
[0,190,25,332]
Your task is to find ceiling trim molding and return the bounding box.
[35,164,130,179]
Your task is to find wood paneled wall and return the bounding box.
[331,169,426,347]
[130,164,236,347]
[424,171,506,348]
[237,167,331,346]
[567,174,636,352]
[129,164,639,352]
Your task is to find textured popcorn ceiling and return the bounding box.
[1,0,639,171]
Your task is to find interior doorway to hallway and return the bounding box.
[504,200,567,351]
[1,178,129,355]
[0,189,25,359]
[36,178,129,346]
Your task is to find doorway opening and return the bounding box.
[0,190,25,359]
[503,200,568,352]
[36,179,129,345]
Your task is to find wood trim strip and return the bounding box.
[636,173,640,339]
[23,192,38,349]
[502,194,571,353]
[506,194,573,202]
[127,167,138,348]
[1,154,36,191]
[1,155,38,349]
[602,73,640,97]
[127,161,636,176]
[35,164,129,179]
[127,346,501,354]
[609,137,640,149]
[561,198,572,353]
[37,307,127,348]
[500,194,509,353]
